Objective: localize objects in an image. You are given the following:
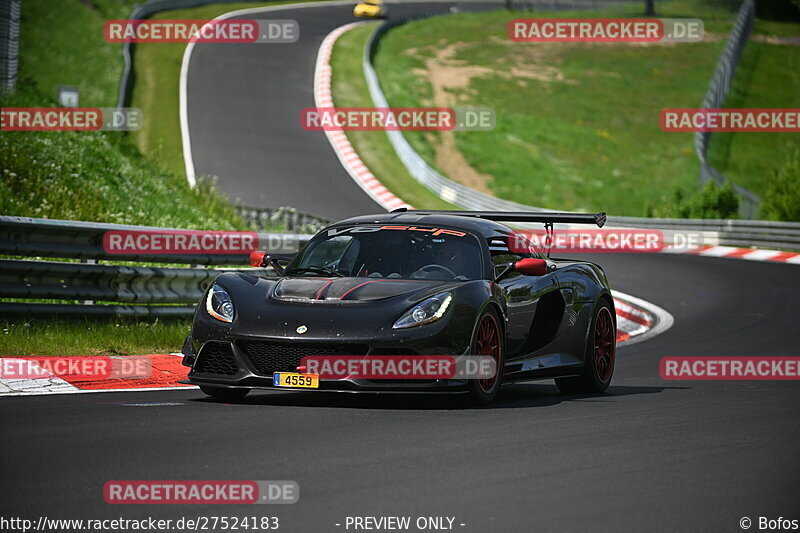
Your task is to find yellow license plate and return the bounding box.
[273,372,319,388]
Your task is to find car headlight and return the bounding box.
[206,283,235,323]
[393,292,452,329]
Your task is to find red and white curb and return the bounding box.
[614,290,673,347]
[0,293,670,396]
[0,354,193,397]
[314,22,411,212]
[668,245,800,265]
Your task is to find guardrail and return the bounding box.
[607,216,800,250]
[364,18,553,213]
[695,0,758,218]
[235,206,330,233]
[0,0,20,95]
[2,209,799,320]
[363,3,773,228]
[0,216,312,318]
[363,7,659,215]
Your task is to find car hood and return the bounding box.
[272,277,440,302]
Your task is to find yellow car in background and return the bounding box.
[353,0,388,18]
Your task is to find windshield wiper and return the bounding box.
[285,266,344,277]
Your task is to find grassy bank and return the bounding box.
[707,36,800,197]
[0,319,191,356]
[1,1,283,355]
[0,0,249,229]
[367,1,799,217]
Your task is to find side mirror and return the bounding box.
[514,258,547,276]
[250,250,267,268]
[250,251,286,276]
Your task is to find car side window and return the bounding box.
[488,237,526,279]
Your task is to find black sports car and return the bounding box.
[181,210,616,404]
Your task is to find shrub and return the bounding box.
[759,145,800,222]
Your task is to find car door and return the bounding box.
[489,237,560,361]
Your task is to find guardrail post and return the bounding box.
[0,0,21,95]
[695,0,758,217]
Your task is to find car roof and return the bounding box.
[327,212,513,239]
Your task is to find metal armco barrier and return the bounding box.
[365,1,762,221]
[0,216,311,264]
[695,0,758,218]
[0,0,20,94]
[0,216,311,317]
[362,4,642,215]
[364,17,552,214]
[607,216,800,251]
[0,260,240,303]
[2,211,800,319]
[235,206,331,232]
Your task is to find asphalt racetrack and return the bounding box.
[2,254,799,531]
[184,1,500,220]
[2,2,799,532]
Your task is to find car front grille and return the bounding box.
[195,342,239,375]
[239,340,368,376]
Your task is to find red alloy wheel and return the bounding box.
[476,313,501,393]
[594,307,616,383]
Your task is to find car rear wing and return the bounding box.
[390,209,607,228]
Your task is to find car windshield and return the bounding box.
[286,225,483,281]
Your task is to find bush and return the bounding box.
[759,145,800,222]
[647,180,739,219]
[691,180,740,218]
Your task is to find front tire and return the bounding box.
[199,385,249,401]
[556,298,616,394]
[467,309,505,405]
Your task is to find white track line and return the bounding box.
[179,0,354,189]
[313,23,411,211]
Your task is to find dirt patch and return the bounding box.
[404,38,582,194]
[406,41,564,194]
[752,34,800,46]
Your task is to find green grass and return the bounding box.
[0,1,294,355]
[0,0,252,229]
[15,0,137,108]
[330,23,458,209]
[368,1,800,217]
[0,319,190,356]
[707,28,800,193]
